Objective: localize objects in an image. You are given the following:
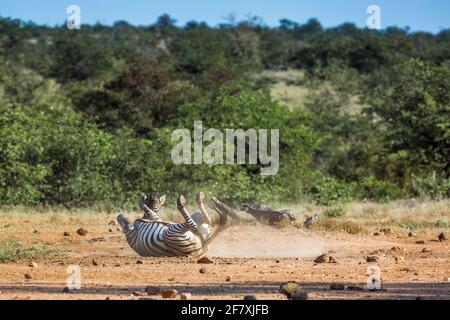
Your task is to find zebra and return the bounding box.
[139,191,166,221]
[117,192,235,258]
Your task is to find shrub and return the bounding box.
[322,206,346,218]
[309,177,355,205]
[358,176,401,201]
[410,172,450,199]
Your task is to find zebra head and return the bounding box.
[143,191,166,212]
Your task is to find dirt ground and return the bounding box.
[0,212,449,300]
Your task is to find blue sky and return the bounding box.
[0,0,449,33]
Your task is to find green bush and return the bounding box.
[410,172,450,199]
[322,206,346,218]
[358,176,401,201]
[309,177,355,205]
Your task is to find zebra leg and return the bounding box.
[196,192,212,225]
[176,195,198,231]
[139,194,162,221]
[117,214,134,232]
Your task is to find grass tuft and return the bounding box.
[0,239,62,263]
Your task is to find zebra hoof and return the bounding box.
[177,195,186,208]
[117,214,130,228]
[196,192,205,203]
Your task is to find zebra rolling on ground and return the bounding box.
[117,192,235,258]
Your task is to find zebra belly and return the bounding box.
[133,222,172,257]
[132,222,205,257]
[164,230,205,257]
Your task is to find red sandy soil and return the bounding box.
[0,217,449,300]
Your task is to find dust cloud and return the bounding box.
[208,225,326,258]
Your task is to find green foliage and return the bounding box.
[50,30,114,82]
[168,88,318,202]
[0,239,61,263]
[322,206,346,218]
[309,177,355,206]
[410,172,450,199]
[366,59,450,181]
[73,55,199,133]
[0,16,449,207]
[358,176,401,201]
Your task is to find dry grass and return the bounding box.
[0,199,448,238]
[282,199,450,234]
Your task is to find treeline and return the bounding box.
[0,15,449,207]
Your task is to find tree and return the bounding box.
[73,55,199,134]
[50,30,113,82]
[366,59,450,178]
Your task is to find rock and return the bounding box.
[438,232,447,242]
[197,257,213,264]
[180,293,192,300]
[421,247,432,253]
[33,230,39,234]
[243,295,257,300]
[346,285,364,291]
[400,267,413,272]
[408,232,417,237]
[380,228,392,235]
[132,291,148,297]
[366,256,379,263]
[280,281,301,297]
[226,275,232,282]
[76,228,88,236]
[391,246,402,252]
[279,281,307,300]
[199,267,207,274]
[92,259,99,266]
[28,262,38,268]
[24,273,32,280]
[63,232,70,237]
[314,254,329,264]
[161,289,178,299]
[88,237,105,243]
[136,260,144,265]
[145,286,160,295]
[415,240,426,244]
[373,232,380,236]
[108,228,114,233]
[395,256,405,262]
[290,291,308,300]
[275,259,281,263]
[105,297,110,300]
[330,283,345,290]
[329,256,338,263]
[108,220,116,226]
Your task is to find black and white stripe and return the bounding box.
[118,193,230,258]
